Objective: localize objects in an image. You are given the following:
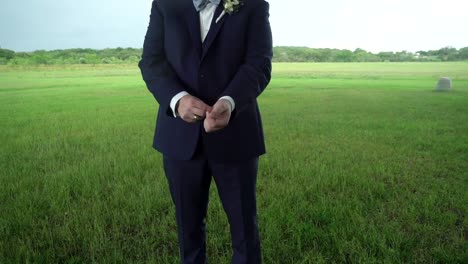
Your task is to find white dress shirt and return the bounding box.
[169,2,235,117]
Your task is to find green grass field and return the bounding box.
[1,62,467,263]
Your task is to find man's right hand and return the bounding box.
[177,95,212,123]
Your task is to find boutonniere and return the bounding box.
[216,0,244,23]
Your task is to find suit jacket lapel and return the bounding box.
[201,4,227,61]
[185,4,202,59]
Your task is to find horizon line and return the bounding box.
[1,45,466,54]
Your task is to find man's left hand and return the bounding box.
[204,99,231,133]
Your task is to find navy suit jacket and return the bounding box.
[138,0,273,162]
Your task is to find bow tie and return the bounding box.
[193,0,221,12]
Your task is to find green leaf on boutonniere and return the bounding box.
[216,0,244,23]
[223,0,243,15]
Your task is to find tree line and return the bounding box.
[1,46,467,65]
[274,46,468,62]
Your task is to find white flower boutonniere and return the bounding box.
[216,0,244,23]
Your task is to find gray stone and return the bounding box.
[435,77,452,91]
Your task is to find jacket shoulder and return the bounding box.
[153,0,188,11]
[242,0,269,13]
[244,0,268,7]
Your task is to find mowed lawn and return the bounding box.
[1,62,467,263]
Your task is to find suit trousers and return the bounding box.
[162,133,262,264]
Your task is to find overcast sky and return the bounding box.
[1,0,467,52]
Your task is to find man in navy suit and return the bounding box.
[138,0,272,262]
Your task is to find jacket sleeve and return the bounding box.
[138,0,186,116]
[220,0,273,118]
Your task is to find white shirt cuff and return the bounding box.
[219,96,235,112]
[170,91,189,117]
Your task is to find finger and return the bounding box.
[213,117,228,128]
[210,107,222,119]
[207,123,223,133]
[211,103,229,118]
[205,110,225,123]
[192,99,212,112]
[207,117,228,132]
[182,116,197,123]
[213,112,230,124]
[191,107,206,118]
[204,117,215,132]
[192,104,212,118]
[206,110,213,119]
[207,110,219,121]
[182,110,199,123]
[204,111,212,121]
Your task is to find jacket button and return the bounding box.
[200,74,205,78]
